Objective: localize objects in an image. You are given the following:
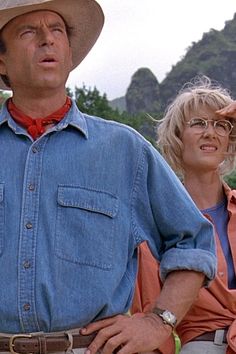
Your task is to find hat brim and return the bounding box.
[0,0,104,90]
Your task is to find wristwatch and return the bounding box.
[152,307,177,328]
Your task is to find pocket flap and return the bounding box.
[57,185,118,218]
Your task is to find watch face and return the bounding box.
[162,310,176,324]
[152,307,177,327]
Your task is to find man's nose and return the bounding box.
[38,28,54,46]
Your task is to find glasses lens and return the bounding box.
[215,120,232,136]
[188,118,206,130]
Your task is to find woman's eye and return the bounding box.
[217,122,227,130]
[190,119,205,127]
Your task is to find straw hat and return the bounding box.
[0,0,104,89]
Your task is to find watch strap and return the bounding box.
[152,307,177,328]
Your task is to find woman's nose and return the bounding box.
[203,121,216,137]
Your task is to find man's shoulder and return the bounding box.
[83,112,151,145]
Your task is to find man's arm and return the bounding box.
[81,270,204,354]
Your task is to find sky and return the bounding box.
[66,1,236,100]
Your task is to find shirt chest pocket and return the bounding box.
[55,185,118,270]
[0,183,4,256]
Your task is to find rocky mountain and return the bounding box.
[111,13,236,115]
[126,68,161,115]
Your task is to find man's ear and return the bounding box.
[0,56,7,75]
[69,47,73,71]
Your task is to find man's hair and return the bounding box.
[157,75,236,177]
[0,11,73,89]
[0,35,10,88]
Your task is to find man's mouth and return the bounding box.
[39,55,57,63]
[42,58,55,62]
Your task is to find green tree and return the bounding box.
[72,85,119,119]
[224,170,236,189]
[67,84,158,146]
[0,91,11,108]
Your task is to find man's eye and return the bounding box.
[52,28,64,34]
[20,30,35,38]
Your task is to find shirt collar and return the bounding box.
[0,99,88,139]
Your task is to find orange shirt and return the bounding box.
[132,184,236,354]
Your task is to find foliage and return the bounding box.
[68,84,158,146]
[224,169,236,189]
[70,85,119,119]
[0,91,11,108]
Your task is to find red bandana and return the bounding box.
[7,96,72,140]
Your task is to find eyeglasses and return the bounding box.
[186,117,234,137]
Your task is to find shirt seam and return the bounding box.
[131,141,149,245]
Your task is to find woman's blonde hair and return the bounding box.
[157,76,236,177]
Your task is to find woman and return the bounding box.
[132,76,236,354]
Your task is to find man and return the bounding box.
[0,1,216,354]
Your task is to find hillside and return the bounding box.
[111,12,236,115]
[160,13,236,108]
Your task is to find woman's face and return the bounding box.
[181,106,230,174]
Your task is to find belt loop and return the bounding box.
[38,335,47,354]
[65,331,73,351]
[214,329,225,346]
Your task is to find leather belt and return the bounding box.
[193,329,227,344]
[0,332,97,354]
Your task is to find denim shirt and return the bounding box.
[0,100,216,333]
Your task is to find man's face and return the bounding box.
[0,10,73,93]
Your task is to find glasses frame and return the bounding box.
[186,117,234,137]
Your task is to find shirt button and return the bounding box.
[32,146,39,153]
[28,184,35,191]
[219,271,224,277]
[25,222,33,229]
[23,303,30,311]
[23,261,31,269]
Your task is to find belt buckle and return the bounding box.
[9,334,32,354]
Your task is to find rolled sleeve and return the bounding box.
[159,248,217,284]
